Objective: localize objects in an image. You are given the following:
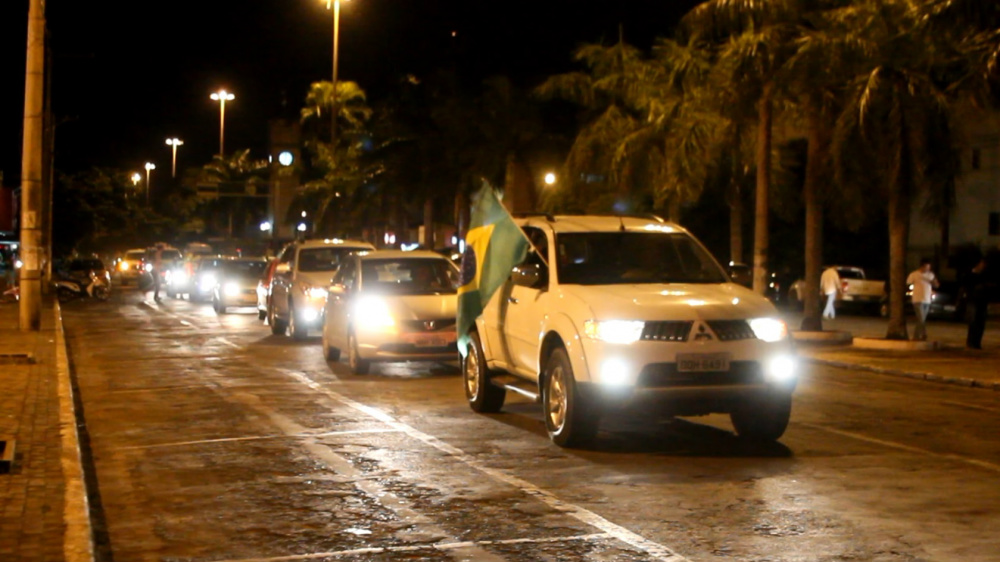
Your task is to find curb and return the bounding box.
[54,302,96,562]
[802,356,1000,391]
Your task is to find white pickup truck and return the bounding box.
[790,266,885,313]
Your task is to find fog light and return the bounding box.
[600,358,631,386]
[766,355,797,383]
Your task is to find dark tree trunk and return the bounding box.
[752,87,773,295]
[422,197,435,249]
[801,111,828,332]
[886,131,914,340]
[729,182,743,265]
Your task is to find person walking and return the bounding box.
[906,258,939,341]
[152,243,164,303]
[966,258,989,350]
[820,266,841,319]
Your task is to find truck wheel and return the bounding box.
[464,331,505,413]
[543,348,598,448]
[268,303,287,335]
[348,330,370,374]
[730,393,792,442]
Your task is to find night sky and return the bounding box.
[1,1,702,186]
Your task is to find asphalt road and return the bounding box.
[61,288,1000,562]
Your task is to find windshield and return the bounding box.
[298,247,368,272]
[361,258,459,295]
[556,232,728,285]
[218,261,267,279]
[836,268,864,280]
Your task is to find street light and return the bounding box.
[144,162,156,205]
[323,0,351,144]
[544,172,557,186]
[130,172,141,186]
[165,138,184,178]
[210,89,235,157]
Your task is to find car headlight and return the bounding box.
[144,263,153,272]
[200,273,216,291]
[749,318,788,342]
[354,297,395,329]
[584,320,645,344]
[224,282,241,297]
[173,271,188,285]
[119,262,129,272]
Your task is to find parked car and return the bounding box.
[880,279,964,320]
[268,238,376,339]
[790,266,885,314]
[256,258,280,320]
[116,248,147,285]
[212,258,269,314]
[322,250,460,373]
[462,215,798,447]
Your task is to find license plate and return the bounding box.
[407,333,453,348]
[677,353,731,373]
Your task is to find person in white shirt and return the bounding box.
[906,258,939,341]
[820,267,842,319]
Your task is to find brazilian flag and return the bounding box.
[457,184,529,356]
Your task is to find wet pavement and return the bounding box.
[58,289,1000,561]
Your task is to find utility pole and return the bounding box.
[20,0,46,331]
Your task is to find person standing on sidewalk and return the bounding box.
[821,266,841,319]
[907,258,939,341]
[152,244,164,303]
[966,258,989,349]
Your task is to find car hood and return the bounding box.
[295,271,337,289]
[559,283,777,321]
[378,294,457,321]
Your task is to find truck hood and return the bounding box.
[559,283,777,321]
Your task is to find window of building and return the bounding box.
[972,148,982,170]
[990,212,1000,236]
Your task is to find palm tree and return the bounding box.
[832,0,960,340]
[301,81,372,146]
[197,149,269,238]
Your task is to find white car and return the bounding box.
[211,258,269,314]
[463,215,798,447]
[116,248,147,285]
[322,250,460,374]
[268,238,375,339]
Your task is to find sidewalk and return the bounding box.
[0,299,92,562]
[784,312,1000,391]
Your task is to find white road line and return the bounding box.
[119,428,401,450]
[286,370,689,562]
[212,533,613,562]
[800,422,1000,473]
[939,400,1000,415]
[215,337,242,349]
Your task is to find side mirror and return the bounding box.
[512,263,547,289]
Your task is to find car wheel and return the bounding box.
[268,303,287,335]
[543,347,598,448]
[730,393,792,442]
[322,323,341,361]
[348,330,370,374]
[93,286,111,301]
[289,306,308,340]
[464,331,505,413]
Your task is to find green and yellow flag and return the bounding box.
[457,183,529,356]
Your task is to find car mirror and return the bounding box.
[512,263,547,289]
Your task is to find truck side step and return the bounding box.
[490,375,541,403]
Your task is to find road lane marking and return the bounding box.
[286,370,689,562]
[119,428,401,450]
[212,533,614,562]
[215,337,242,349]
[939,400,1000,415]
[800,422,1000,473]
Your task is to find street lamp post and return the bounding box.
[165,137,184,178]
[144,162,155,205]
[210,89,234,157]
[324,0,350,144]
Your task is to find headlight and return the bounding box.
[584,320,645,344]
[224,282,241,297]
[354,297,395,329]
[119,262,129,272]
[749,318,788,342]
[766,355,797,383]
[305,286,328,300]
[144,263,153,272]
[200,273,216,291]
[15,259,23,269]
[173,271,188,285]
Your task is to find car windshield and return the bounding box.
[361,258,459,295]
[125,251,144,261]
[555,232,728,285]
[836,268,864,280]
[298,247,368,272]
[218,261,267,279]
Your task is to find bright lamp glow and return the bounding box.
[144,263,154,272]
[766,355,797,383]
[544,172,556,185]
[584,320,645,344]
[278,151,293,166]
[306,287,328,300]
[260,221,272,232]
[297,223,307,232]
[173,271,188,285]
[224,282,241,297]
[600,358,631,385]
[119,262,129,272]
[750,318,789,342]
[200,273,217,291]
[354,297,395,329]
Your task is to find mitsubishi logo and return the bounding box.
[423,321,436,331]
[693,323,714,341]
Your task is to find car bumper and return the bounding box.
[841,294,881,303]
[219,291,258,308]
[356,329,458,362]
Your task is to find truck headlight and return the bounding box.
[584,320,645,344]
[749,318,788,342]
[224,282,241,297]
[354,297,395,329]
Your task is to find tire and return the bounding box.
[730,393,792,442]
[542,347,598,447]
[322,323,341,361]
[464,331,505,413]
[289,306,308,340]
[348,330,370,374]
[93,286,111,301]
[268,303,287,336]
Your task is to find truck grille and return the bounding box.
[637,361,764,387]
[706,320,757,341]
[640,321,693,342]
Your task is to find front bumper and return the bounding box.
[356,328,458,362]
